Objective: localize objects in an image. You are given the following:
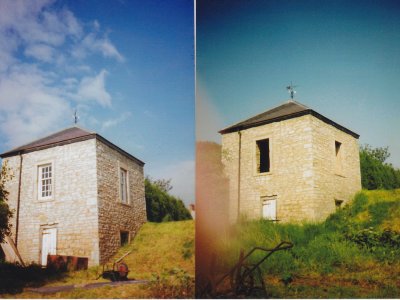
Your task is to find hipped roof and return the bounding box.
[0,126,145,165]
[219,100,359,138]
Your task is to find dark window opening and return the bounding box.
[335,199,344,209]
[120,231,129,246]
[257,139,270,173]
[335,141,343,174]
[335,141,342,156]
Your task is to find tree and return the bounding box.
[145,177,192,222]
[0,162,13,243]
[360,144,400,190]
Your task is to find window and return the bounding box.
[256,139,270,173]
[335,199,344,210]
[38,164,52,199]
[335,141,343,174]
[120,231,129,246]
[120,168,128,204]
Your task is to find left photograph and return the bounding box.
[0,0,194,298]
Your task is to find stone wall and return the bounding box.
[221,114,361,223]
[2,139,100,265]
[311,117,361,220]
[96,139,146,264]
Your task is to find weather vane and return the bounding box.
[73,109,79,125]
[286,82,297,99]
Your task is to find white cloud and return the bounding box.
[24,44,55,62]
[72,32,125,62]
[102,112,132,130]
[0,0,124,148]
[77,70,112,107]
[0,65,70,147]
[152,160,195,206]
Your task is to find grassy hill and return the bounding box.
[213,190,400,298]
[1,220,194,298]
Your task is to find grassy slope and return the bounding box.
[3,220,194,299]
[215,190,400,298]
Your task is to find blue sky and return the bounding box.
[197,0,400,167]
[0,0,194,204]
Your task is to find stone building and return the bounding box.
[220,100,361,223]
[0,126,146,266]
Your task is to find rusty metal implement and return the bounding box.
[203,241,294,297]
[97,250,133,282]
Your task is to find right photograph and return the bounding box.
[196,0,400,298]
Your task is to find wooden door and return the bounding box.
[41,228,57,265]
[262,198,277,220]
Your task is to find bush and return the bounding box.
[145,177,192,222]
[360,145,400,190]
[0,262,64,294]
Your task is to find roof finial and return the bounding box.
[73,109,79,125]
[286,82,297,100]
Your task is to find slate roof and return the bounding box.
[219,100,359,138]
[0,126,145,165]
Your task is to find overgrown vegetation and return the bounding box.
[360,144,400,190]
[0,263,65,294]
[145,177,192,222]
[0,161,13,243]
[1,220,194,298]
[215,190,400,298]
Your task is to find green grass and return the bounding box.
[214,190,400,298]
[1,220,194,298]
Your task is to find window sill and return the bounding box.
[118,202,132,207]
[254,172,273,177]
[37,198,55,203]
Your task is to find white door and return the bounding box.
[262,198,277,220]
[41,228,57,265]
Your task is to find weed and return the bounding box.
[147,268,194,298]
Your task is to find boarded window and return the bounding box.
[120,168,128,204]
[335,141,343,174]
[262,196,277,220]
[120,231,129,246]
[256,139,270,173]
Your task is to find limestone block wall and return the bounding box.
[222,114,361,223]
[312,117,361,220]
[2,139,100,265]
[222,115,316,222]
[96,140,146,264]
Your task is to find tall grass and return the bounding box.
[217,190,400,280]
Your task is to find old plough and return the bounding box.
[202,241,294,298]
[97,250,132,282]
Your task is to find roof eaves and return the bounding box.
[219,109,312,134]
[0,134,96,158]
[219,109,360,139]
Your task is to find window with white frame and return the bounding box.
[120,168,128,204]
[38,164,52,199]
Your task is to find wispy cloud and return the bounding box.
[0,0,124,148]
[77,70,112,107]
[101,112,132,130]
